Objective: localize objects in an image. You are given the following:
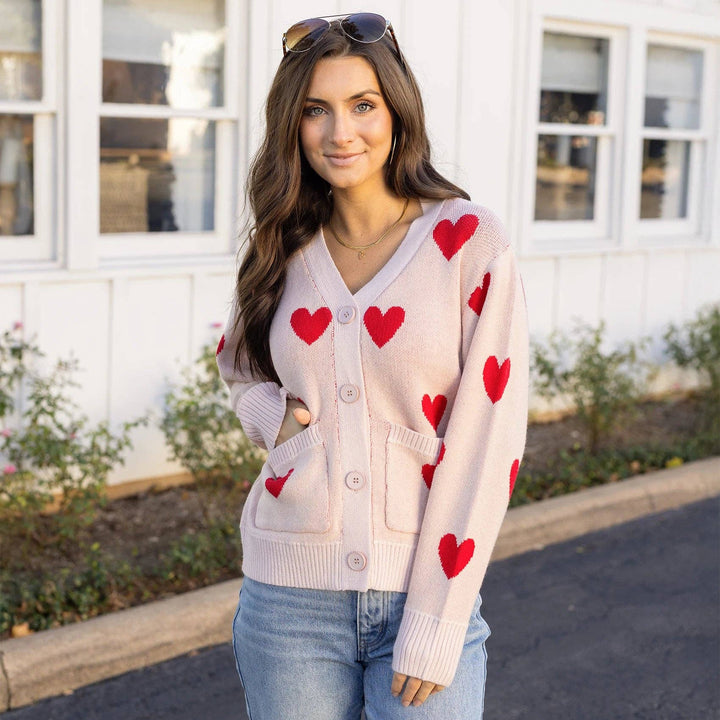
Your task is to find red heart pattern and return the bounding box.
[216,334,225,356]
[483,356,511,404]
[363,306,405,348]
[291,307,332,345]
[422,394,447,431]
[509,459,520,498]
[421,442,446,489]
[438,533,475,579]
[468,272,491,316]
[265,468,293,498]
[433,214,479,260]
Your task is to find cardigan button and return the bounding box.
[347,552,367,571]
[345,471,365,490]
[339,384,359,403]
[338,306,356,323]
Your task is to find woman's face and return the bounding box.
[299,55,394,195]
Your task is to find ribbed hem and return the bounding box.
[236,382,289,450]
[392,609,468,686]
[241,533,345,589]
[240,532,418,593]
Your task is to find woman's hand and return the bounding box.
[274,398,311,446]
[391,672,445,707]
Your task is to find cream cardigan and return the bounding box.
[217,196,529,686]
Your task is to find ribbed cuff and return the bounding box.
[392,609,468,687]
[236,382,289,450]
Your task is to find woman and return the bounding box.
[217,12,528,719]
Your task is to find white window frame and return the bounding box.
[0,0,59,266]
[634,32,717,248]
[65,0,244,270]
[518,0,720,257]
[525,19,626,254]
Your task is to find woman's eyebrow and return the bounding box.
[305,89,382,103]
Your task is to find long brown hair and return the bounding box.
[234,21,470,383]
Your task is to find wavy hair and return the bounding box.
[234,21,470,383]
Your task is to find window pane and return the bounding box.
[645,45,703,129]
[0,0,41,101]
[100,117,215,233]
[102,0,225,108]
[535,134,597,221]
[0,115,34,236]
[539,32,608,125]
[639,139,690,219]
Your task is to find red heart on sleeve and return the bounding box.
[483,356,511,404]
[438,533,475,579]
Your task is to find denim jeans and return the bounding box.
[231,576,491,719]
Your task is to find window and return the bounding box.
[0,0,44,261]
[640,44,704,223]
[534,31,611,229]
[100,1,225,238]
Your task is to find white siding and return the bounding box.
[34,281,111,423]
[602,253,647,344]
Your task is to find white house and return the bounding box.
[0,0,718,491]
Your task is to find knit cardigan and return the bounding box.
[217,196,529,686]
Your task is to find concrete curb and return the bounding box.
[1,457,718,712]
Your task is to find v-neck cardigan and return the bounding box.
[217,196,529,686]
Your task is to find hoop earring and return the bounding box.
[388,134,397,165]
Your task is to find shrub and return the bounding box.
[0,542,139,635]
[160,340,265,521]
[531,321,654,453]
[159,519,242,588]
[664,303,720,434]
[0,324,146,545]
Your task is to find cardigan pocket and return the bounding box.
[384,423,445,534]
[255,423,330,534]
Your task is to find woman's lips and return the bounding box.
[325,152,363,166]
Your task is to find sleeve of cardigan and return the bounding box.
[215,300,289,452]
[392,242,529,687]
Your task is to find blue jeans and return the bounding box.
[231,576,491,719]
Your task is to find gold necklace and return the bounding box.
[330,198,410,259]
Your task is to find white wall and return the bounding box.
[1,0,718,487]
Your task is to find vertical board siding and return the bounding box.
[456,0,518,211]
[556,256,604,328]
[602,254,647,344]
[519,257,556,339]
[107,276,193,483]
[685,250,720,313]
[403,0,461,184]
[34,282,111,424]
[643,251,688,354]
[0,285,23,334]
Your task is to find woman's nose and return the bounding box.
[330,113,354,146]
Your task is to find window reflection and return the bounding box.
[0,0,42,101]
[102,0,225,108]
[535,134,597,221]
[640,139,690,219]
[644,45,702,130]
[100,118,215,233]
[0,115,34,236]
[539,32,608,125]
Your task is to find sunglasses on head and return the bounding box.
[282,12,403,62]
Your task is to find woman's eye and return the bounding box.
[356,101,374,113]
[304,106,325,117]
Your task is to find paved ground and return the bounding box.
[6,496,718,720]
